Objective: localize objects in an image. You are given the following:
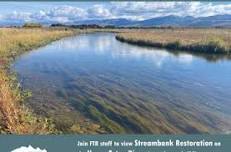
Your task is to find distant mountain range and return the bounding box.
[75,14,231,27]
[1,14,231,27]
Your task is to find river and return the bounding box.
[12,33,231,134]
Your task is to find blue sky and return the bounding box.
[0,2,231,25]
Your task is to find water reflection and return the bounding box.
[54,34,195,68]
[13,33,231,134]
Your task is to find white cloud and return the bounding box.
[47,6,87,19]
[0,2,231,25]
[88,5,113,19]
[111,2,231,19]
[8,11,32,21]
[11,145,47,152]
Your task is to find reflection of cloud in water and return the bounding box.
[94,35,115,53]
[109,45,194,67]
[53,34,115,53]
[54,37,91,50]
[177,54,193,64]
[51,34,194,67]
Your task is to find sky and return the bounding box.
[0,2,231,25]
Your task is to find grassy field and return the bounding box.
[116,28,231,54]
[0,28,76,134]
[0,28,77,64]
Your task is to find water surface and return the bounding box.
[13,33,231,134]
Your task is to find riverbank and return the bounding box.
[116,29,231,54]
[0,28,76,134]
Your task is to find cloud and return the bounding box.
[0,2,231,25]
[110,2,231,20]
[88,5,113,19]
[47,6,87,20]
[11,145,47,152]
[8,11,32,21]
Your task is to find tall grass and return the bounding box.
[0,28,75,134]
[116,28,231,54]
[0,28,75,63]
[0,70,56,134]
